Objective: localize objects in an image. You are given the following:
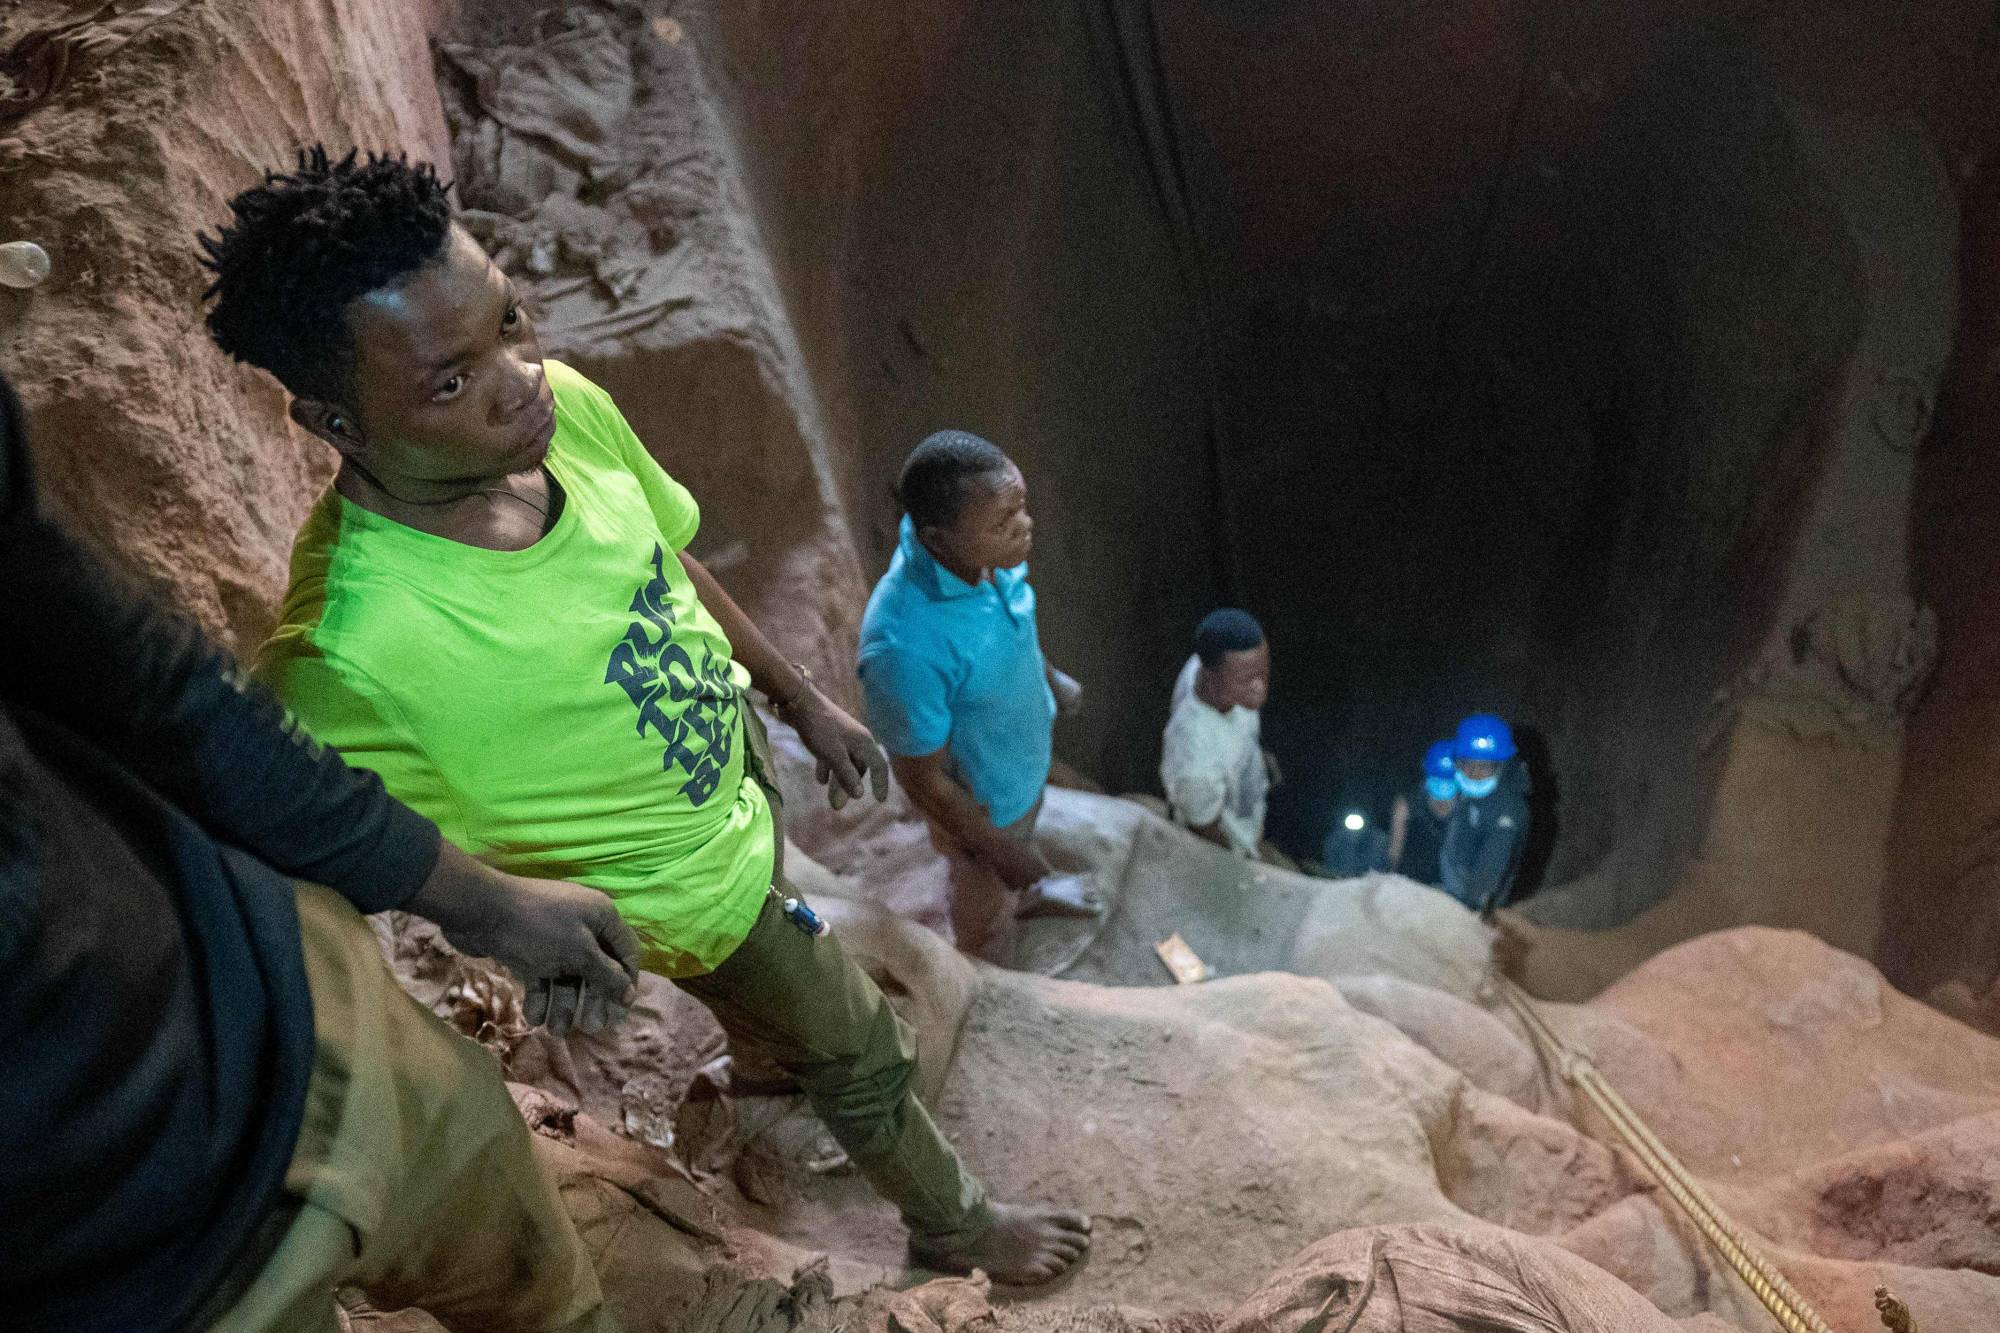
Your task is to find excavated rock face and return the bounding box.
[1885,163,2000,1029]
[430,0,873,689]
[684,0,1222,786]
[390,850,2000,1330]
[0,0,463,649]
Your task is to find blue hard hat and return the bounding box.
[1454,713,1517,763]
[1423,740,1457,781]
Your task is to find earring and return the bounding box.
[329,416,345,434]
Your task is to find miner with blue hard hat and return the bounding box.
[1439,713,1531,913]
[1385,739,1458,886]
[1424,740,1461,801]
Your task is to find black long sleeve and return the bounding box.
[1463,809,1524,913]
[0,379,440,915]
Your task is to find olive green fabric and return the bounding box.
[210,883,616,1333]
[676,891,993,1249]
[696,709,993,1249]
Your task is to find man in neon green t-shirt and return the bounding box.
[202,147,1090,1286]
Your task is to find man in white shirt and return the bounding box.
[1160,609,1277,858]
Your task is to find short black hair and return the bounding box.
[896,430,1012,530]
[198,145,454,403]
[1194,608,1265,669]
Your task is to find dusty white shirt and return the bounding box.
[1162,655,1268,858]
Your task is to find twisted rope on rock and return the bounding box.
[1875,1286,1919,1332]
[1498,978,1837,1333]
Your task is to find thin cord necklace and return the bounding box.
[346,458,551,521]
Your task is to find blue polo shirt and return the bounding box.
[858,516,1056,828]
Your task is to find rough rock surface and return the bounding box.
[0,0,464,649]
[1886,143,2000,1032]
[379,827,2000,1331]
[373,714,2000,1330]
[434,0,871,689]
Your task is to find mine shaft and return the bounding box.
[3,2,1998,1331]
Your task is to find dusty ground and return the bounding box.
[348,714,2000,1330]
[371,761,2000,1330]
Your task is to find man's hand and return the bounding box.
[404,843,642,1035]
[1049,665,1084,718]
[780,685,891,810]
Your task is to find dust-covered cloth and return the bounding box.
[1160,654,1267,858]
[1218,1222,1687,1332]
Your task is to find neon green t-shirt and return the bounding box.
[255,359,770,978]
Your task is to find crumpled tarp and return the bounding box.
[0,0,193,127]
[1014,790,1495,1000]
[1217,1223,1688,1333]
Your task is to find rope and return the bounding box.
[1874,1287,1919,1332]
[1497,978,1837,1333]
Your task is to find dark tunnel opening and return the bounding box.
[1042,6,1866,917]
[679,0,1981,935]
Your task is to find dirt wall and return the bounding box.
[0,0,464,648]
[1885,162,2000,1018]
[429,1,874,689]
[685,0,1221,790]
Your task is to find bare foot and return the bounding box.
[913,1202,1093,1285]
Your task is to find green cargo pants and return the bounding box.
[210,883,616,1333]
[673,707,993,1252]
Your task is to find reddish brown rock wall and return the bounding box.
[0,0,464,648]
[1885,165,2000,1015]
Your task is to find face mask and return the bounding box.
[1425,776,1458,802]
[1457,771,1499,800]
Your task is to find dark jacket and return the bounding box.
[1439,761,1530,913]
[0,375,442,1331]
[1396,785,1450,887]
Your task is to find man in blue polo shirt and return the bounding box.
[859,431,1098,961]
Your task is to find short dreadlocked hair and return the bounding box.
[198,145,454,403]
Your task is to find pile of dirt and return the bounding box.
[370,710,2000,1330]
[0,0,465,649]
[376,835,2000,1330]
